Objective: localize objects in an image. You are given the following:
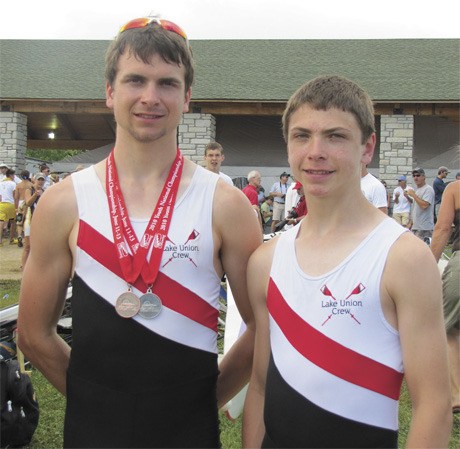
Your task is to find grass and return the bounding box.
[0,279,21,309]
[24,370,460,448]
[3,281,459,448]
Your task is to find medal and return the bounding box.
[106,149,183,317]
[138,289,162,319]
[115,290,141,318]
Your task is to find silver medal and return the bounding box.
[138,292,162,319]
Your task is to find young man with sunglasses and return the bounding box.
[243,75,452,448]
[18,17,261,448]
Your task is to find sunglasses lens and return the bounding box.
[119,18,151,33]
[159,19,188,40]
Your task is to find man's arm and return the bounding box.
[242,241,275,448]
[17,179,78,395]
[213,181,263,407]
[431,181,457,261]
[406,188,430,209]
[383,233,452,447]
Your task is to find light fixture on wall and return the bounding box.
[48,131,55,139]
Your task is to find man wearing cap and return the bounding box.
[433,166,449,222]
[392,175,413,227]
[407,168,435,240]
[269,172,290,232]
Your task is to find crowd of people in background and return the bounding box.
[0,163,78,265]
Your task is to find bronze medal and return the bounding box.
[115,291,141,318]
[138,292,162,319]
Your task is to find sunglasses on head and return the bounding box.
[119,17,187,41]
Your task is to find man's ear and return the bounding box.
[106,81,114,110]
[361,133,376,166]
[183,88,191,113]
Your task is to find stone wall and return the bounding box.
[0,112,27,170]
[379,114,414,189]
[178,113,216,165]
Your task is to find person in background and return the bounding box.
[39,164,52,189]
[203,141,234,186]
[243,75,452,448]
[269,172,290,232]
[18,16,261,448]
[21,173,46,269]
[0,163,8,181]
[242,170,263,227]
[360,164,388,214]
[433,166,449,223]
[260,195,273,233]
[430,180,460,414]
[0,168,18,246]
[392,175,413,228]
[14,170,33,248]
[407,167,435,241]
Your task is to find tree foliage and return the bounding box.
[26,149,83,162]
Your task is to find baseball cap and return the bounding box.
[438,166,449,174]
[280,172,290,178]
[35,172,46,180]
[412,168,425,175]
[397,175,406,182]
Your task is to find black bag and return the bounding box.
[1,360,39,448]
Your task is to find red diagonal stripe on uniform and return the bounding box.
[267,278,402,400]
[78,219,218,332]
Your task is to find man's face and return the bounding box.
[251,173,262,188]
[106,51,191,145]
[287,105,375,199]
[440,170,448,179]
[398,180,407,189]
[412,172,426,187]
[204,149,224,173]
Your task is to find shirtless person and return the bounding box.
[243,75,452,448]
[18,17,261,448]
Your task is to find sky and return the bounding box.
[1,0,459,40]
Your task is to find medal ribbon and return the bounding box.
[106,149,183,286]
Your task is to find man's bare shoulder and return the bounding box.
[36,176,78,221]
[384,230,440,301]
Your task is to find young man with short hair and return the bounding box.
[204,141,234,185]
[243,75,452,448]
[18,17,261,448]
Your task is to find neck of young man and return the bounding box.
[112,132,179,180]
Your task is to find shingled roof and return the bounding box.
[1,39,459,102]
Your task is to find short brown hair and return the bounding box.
[282,75,375,144]
[205,142,224,156]
[105,22,194,92]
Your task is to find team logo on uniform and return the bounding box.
[320,283,366,326]
[162,229,200,268]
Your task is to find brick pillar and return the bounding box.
[178,113,216,165]
[379,114,414,189]
[0,112,28,171]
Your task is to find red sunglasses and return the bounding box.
[119,17,187,41]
